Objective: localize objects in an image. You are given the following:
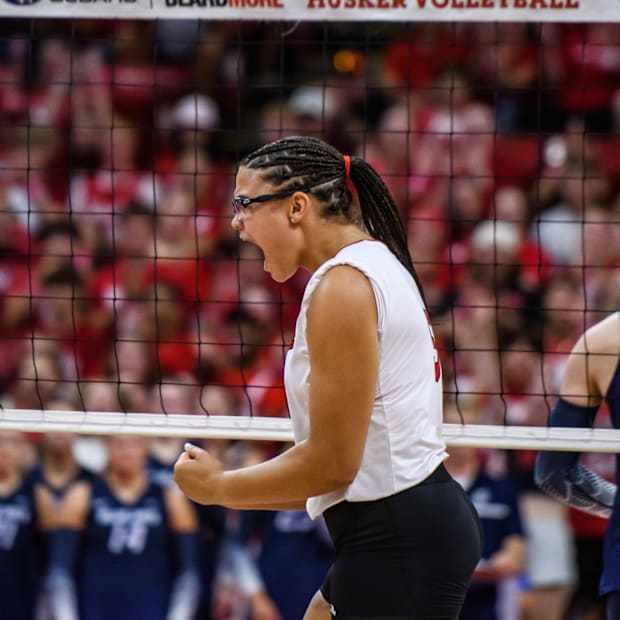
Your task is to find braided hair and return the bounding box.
[240,136,427,304]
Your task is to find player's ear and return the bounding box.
[289,190,311,222]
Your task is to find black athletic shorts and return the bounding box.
[320,463,483,620]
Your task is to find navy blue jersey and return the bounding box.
[601,356,620,595]
[460,470,524,620]
[147,454,175,488]
[0,476,41,620]
[195,502,226,615]
[28,464,93,505]
[242,510,333,620]
[147,454,225,615]
[28,464,93,565]
[79,477,172,620]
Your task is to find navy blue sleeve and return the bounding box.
[503,479,524,538]
[167,532,201,620]
[534,398,616,518]
[46,528,81,620]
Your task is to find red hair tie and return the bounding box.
[343,155,351,181]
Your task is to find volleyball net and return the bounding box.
[0,6,619,452]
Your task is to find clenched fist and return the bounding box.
[173,443,225,505]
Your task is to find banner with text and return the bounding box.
[0,0,618,22]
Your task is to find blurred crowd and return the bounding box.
[0,18,619,620]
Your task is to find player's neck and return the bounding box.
[43,450,77,478]
[301,221,372,273]
[0,469,22,496]
[106,469,148,503]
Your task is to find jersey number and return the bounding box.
[107,521,148,555]
[424,309,441,382]
[0,518,18,550]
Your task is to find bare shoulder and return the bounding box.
[562,312,620,404]
[577,312,620,355]
[307,265,378,350]
[310,264,376,316]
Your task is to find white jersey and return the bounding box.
[284,240,447,519]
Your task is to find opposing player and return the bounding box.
[174,136,482,619]
[0,431,49,620]
[535,310,620,619]
[47,435,201,620]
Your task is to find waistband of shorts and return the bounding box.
[324,462,452,520]
[419,461,451,486]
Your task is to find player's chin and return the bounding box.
[268,267,296,284]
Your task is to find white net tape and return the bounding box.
[1,409,619,451]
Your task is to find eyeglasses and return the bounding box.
[231,187,308,216]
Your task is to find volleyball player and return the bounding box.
[174,136,482,619]
[28,429,93,617]
[29,431,93,511]
[47,435,201,620]
[225,504,334,619]
[535,310,620,619]
[0,431,49,620]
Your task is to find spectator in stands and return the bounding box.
[169,93,221,155]
[87,202,155,337]
[2,219,89,341]
[406,204,453,315]
[0,204,30,390]
[257,100,296,145]
[405,68,494,216]
[153,186,216,291]
[540,24,620,132]
[67,44,112,173]
[212,295,287,420]
[69,113,159,245]
[155,186,199,255]
[160,145,233,259]
[47,434,201,620]
[36,266,109,381]
[444,397,526,620]
[381,23,471,93]
[533,121,613,268]
[493,186,552,296]
[107,337,156,392]
[24,38,72,128]
[541,273,589,379]
[0,124,62,237]
[448,215,538,403]
[102,20,188,126]
[5,339,65,411]
[466,23,541,131]
[286,85,339,141]
[364,99,417,214]
[138,278,199,379]
[580,204,620,322]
